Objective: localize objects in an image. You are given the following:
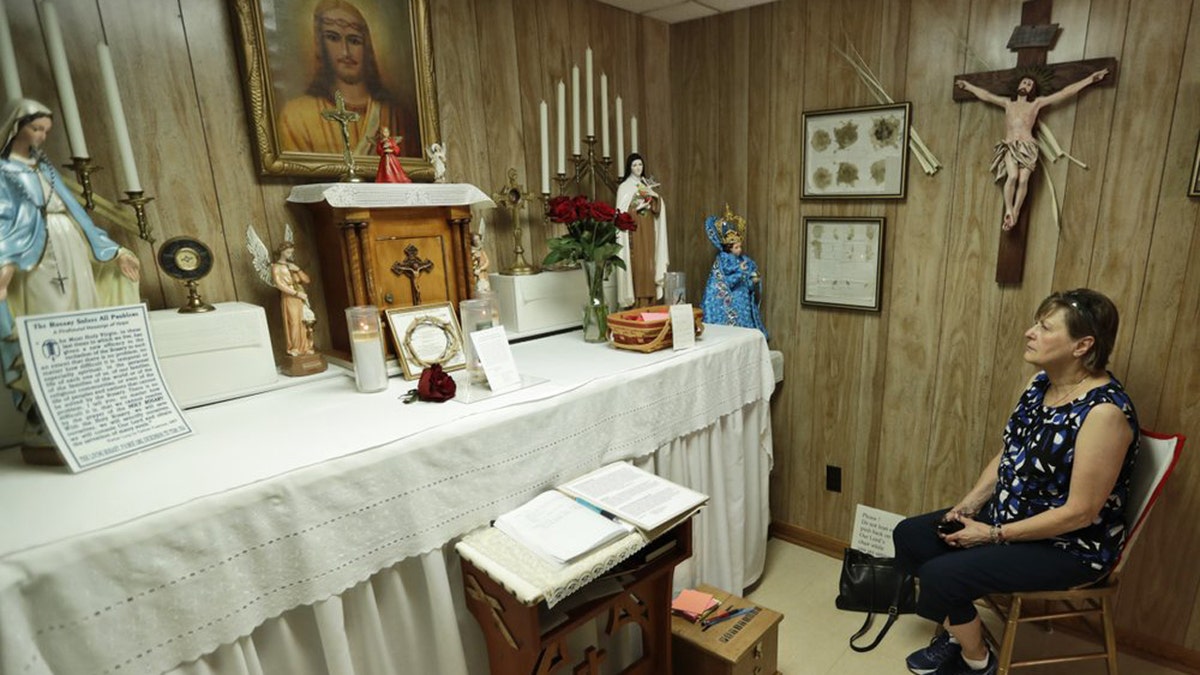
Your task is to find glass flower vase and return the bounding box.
[581,260,609,343]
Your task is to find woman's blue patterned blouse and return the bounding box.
[982,372,1139,572]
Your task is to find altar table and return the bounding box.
[0,325,774,675]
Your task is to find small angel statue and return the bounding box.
[471,217,491,295]
[247,224,327,376]
[427,142,448,183]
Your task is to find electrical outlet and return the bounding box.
[826,465,842,493]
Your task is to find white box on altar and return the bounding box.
[492,269,616,338]
[149,302,278,408]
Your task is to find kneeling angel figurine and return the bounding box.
[701,205,767,338]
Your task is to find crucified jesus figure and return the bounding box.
[956,68,1107,231]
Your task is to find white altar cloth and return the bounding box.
[286,182,494,209]
[0,326,773,675]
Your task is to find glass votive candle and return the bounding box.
[459,297,496,384]
[664,271,687,305]
[345,305,388,393]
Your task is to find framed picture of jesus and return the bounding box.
[231,0,440,179]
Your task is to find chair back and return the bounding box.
[1111,429,1185,575]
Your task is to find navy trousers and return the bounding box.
[892,509,1102,625]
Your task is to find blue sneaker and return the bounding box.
[935,651,997,675]
[905,632,961,674]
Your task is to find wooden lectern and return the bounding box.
[288,184,493,355]
[457,520,693,675]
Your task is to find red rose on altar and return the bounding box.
[547,196,579,224]
[615,211,636,232]
[588,201,616,222]
[417,364,456,402]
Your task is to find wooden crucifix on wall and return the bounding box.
[953,0,1117,284]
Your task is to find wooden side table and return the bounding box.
[458,520,693,675]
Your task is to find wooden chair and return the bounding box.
[979,429,1185,675]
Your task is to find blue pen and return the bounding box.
[575,497,619,521]
[702,606,755,630]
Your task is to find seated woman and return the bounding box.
[893,288,1139,675]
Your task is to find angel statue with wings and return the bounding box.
[247,224,327,376]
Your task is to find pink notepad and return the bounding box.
[671,588,717,621]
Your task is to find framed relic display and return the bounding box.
[1190,133,1200,198]
[802,102,911,199]
[802,216,885,312]
[231,0,440,179]
[384,302,466,379]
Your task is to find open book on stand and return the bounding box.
[493,462,708,567]
[559,462,709,541]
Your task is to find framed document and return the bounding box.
[384,303,466,379]
[802,216,885,312]
[802,102,910,199]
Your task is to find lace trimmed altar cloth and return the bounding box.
[0,325,772,675]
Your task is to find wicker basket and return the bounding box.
[607,305,705,352]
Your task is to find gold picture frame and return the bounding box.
[384,302,466,380]
[231,0,440,180]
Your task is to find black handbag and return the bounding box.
[835,548,917,652]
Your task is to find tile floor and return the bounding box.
[743,538,1189,674]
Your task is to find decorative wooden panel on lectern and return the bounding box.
[288,184,493,356]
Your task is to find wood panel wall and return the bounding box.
[668,0,1200,666]
[7,0,1200,668]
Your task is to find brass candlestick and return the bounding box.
[119,190,156,244]
[570,135,618,200]
[493,168,537,275]
[64,156,100,211]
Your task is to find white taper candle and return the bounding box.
[0,2,22,102]
[571,65,580,155]
[631,116,638,154]
[556,80,566,174]
[39,2,87,156]
[600,73,609,158]
[97,43,141,192]
[585,48,594,137]
[539,101,550,194]
[615,97,624,170]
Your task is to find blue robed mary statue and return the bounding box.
[701,205,766,338]
[0,99,141,412]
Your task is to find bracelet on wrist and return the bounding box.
[989,524,1005,545]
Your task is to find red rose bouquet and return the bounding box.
[542,195,637,341]
[542,195,637,270]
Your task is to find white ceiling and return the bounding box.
[595,0,778,24]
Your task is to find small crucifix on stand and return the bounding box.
[392,244,434,305]
[953,0,1116,284]
[322,90,364,183]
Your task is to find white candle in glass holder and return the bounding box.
[39,2,87,157]
[346,306,388,392]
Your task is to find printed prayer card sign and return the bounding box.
[17,304,192,472]
[850,504,906,558]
